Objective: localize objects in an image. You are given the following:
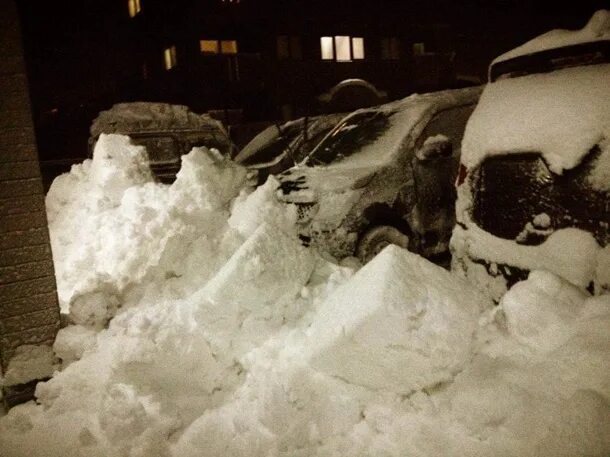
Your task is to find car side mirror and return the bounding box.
[416,137,452,161]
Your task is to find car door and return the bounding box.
[411,103,477,252]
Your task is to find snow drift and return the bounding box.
[0,134,608,456]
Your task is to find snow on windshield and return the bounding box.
[306,101,429,170]
[461,63,610,174]
[493,9,610,64]
[0,135,608,456]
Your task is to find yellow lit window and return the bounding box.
[164,46,177,70]
[320,36,334,60]
[200,40,219,54]
[352,37,364,60]
[128,0,141,17]
[334,36,350,61]
[220,40,238,54]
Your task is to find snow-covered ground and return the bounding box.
[0,134,608,456]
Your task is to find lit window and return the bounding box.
[128,0,141,17]
[413,42,426,56]
[334,36,350,61]
[164,46,177,70]
[200,40,219,54]
[352,37,364,60]
[320,36,334,60]
[321,36,365,61]
[381,37,400,60]
[220,40,238,54]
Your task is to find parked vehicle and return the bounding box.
[275,86,482,263]
[234,113,345,185]
[450,10,610,300]
[89,102,234,183]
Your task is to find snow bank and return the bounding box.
[1,134,609,456]
[493,9,610,64]
[306,246,489,393]
[46,133,247,321]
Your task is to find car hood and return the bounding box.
[276,164,379,203]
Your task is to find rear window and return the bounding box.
[471,148,609,246]
[490,40,610,82]
[306,110,393,166]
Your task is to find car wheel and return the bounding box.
[356,225,411,264]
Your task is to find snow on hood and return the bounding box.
[277,163,377,201]
[461,63,610,174]
[493,9,610,65]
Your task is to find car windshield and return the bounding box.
[305,110,393,166]
[239,123,303,166]
[489,40,610,82]
[471,147,609,246]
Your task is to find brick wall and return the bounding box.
[0,0,61,392]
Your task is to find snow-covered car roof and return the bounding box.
[90,102,228,137]
[492,9,610,66]
[462,17,610,176]
[304,86,482,171]
[462,64,610,175]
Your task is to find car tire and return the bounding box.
[356,225,411,264]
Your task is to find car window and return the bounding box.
[131,135,179,162]
[416,104,476,157]
[306,110,393,166]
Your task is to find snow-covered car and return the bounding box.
[89,102,234,183]
[275,86,482,263]
[451,10,610,301]
[234,114,345,185]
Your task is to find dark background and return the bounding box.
[14,0,608,170]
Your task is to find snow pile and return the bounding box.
[493,9,610,64]
[46,133,246,322]
[306,246,487,393]
[1,135,609,456]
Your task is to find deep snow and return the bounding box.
[0,134,608,456]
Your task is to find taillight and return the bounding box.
[456,163,468,187]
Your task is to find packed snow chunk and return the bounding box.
[170,146,247,213]
[228,175,297,238]
[206,222,314,309]
[456,224,602,291]
[46,139,248,316]
[88,133,152,203]
[306,245,491,394]
[203,222,315,352]
[500,270,589,351]
[532,389,610,457]
[494,10,610,64]
[1,345,57,386]
[53,325,97,366]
